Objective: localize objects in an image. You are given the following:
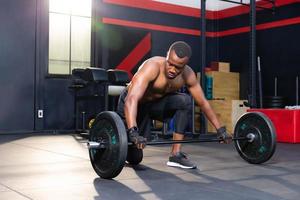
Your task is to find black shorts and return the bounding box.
[117,89,191,139]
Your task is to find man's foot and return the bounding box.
[166,152,197,169]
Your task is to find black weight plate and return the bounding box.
[126,146,143,165]
[263,99,284,105]
[89,111,128,179]
[234,112,276,164]
[264,96,284,100]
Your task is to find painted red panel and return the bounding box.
[102,17,201,36]
[103,17,300,37]
[116,33,151,78]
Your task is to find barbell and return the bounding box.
[88,111,276,179]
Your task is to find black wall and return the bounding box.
[217,2,300,105]
[93,0,202,73]
[0,0,76,133]
[0,0,36,132]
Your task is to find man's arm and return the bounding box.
[183,67,222,130]
[125,60,160,129]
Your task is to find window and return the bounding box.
[48,0,92,75]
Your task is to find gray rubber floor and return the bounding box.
[0,134,300,200]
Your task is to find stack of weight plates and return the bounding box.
[263,96,285,108]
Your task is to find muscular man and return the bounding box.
[117,41,231,169]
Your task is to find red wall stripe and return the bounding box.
[217,26,250,37]
[217,16,300,37]
[103,16,300,38]
[102,17,201,36]
[116,33,151,78]
[256,16,300,30]
[103,0,299,20]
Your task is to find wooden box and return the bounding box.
[194,113,201,132]
[205,71,240,100]
[211,62,230,72]
[207,100,249,134]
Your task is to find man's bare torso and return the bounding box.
[128,56,187,102]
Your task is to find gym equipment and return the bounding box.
[296,76,299,105]
[88,111,277,179]
[234,112,276,164]
[257,56,263,108]
[89,111,127,179]
[70,68,130,132]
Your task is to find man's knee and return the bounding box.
[175,93,191,110]
[173,94,192,134]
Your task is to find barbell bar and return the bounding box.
[88,136,251,149]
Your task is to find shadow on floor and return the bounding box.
[91,162,297,200]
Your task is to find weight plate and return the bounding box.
[89,111,128,179]
[234,112,276,164]
[264,96,284,100]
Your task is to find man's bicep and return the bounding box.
[184,67,199,88]
[128,74,150,100]
[127,62,159,99]
[184,69,206,105]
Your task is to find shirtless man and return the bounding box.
[117,41,231,169]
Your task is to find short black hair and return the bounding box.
[169,41,192,59]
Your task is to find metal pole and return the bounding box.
[88,137,249,149]
[200,0,207,135]
[104,83,109,110]
[82,111,86,130]
[249,0,257,108]
[191,98,195,134]
[145,137,247,145]
[257,57,263,108]
[296,76,299,105]
[274,77,278,96]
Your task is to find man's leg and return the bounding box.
[149,93,196,169]
[163,93,191,154]
[171,133,184,155]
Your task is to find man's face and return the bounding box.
[165,50,189,79]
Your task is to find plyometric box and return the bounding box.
[211,61,230,72]
[248,109,300,143]
[205,71,240,100]
[207,100,249,134]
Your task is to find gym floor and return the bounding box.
[0,134,299,200]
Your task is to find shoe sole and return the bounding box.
[167,161,196,169]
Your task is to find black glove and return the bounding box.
[127,126,147,149]
[217,126,232,144]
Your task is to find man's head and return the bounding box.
[165,41,192,79]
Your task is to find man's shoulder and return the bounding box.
[183,65,194,76]
[135,57,163,78]
[146,56,165,64]
[140,56,165,71]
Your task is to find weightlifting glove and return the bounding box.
[127,126,147,149]
[217,126,232,144]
